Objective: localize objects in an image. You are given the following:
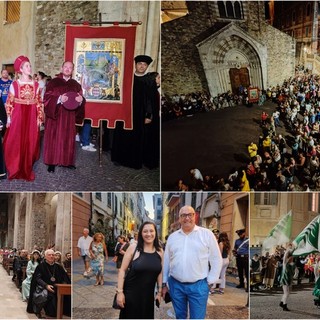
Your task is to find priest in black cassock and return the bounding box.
[27,249,71,318]
[111,55,159,169]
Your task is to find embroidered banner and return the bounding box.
[65,24,137,128]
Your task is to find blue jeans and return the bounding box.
[168,276,209,319]
[81,121,91,146]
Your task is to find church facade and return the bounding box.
[162,1,296,97]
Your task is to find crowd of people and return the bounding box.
[161,89,254,122]
[250,246,320,311]
[175,70,320,191]
[0,246,71,318]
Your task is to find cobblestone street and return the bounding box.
[72,258,248,319]
[0,136,159,191]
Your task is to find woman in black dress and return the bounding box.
[116,221,163,319]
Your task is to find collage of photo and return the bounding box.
[0,1,320,320]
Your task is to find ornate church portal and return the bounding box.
[196,22,267,97]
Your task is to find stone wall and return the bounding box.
[34,1,99,76]
[161,1,296,96]
[264,24,295,88]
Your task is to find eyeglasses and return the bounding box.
[179,213,195,219]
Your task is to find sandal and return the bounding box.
[94,282,100,286]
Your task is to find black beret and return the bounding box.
[134,55,153,65]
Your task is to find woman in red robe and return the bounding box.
[3,56,43,181]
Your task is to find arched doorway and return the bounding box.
[229,67,250,94]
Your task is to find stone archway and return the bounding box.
[197,23,267,97]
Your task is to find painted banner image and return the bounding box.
[74,39,124,103]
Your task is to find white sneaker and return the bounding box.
[75,134,80,142]
[83,271,88,276]
[82,145,97,152]
[80,143,95,147]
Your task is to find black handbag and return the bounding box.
[33,284,48,306]
[112,293,121,309]
[112,247,138,309]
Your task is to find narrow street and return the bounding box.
[250,280,320,319]
[72,258,248,319]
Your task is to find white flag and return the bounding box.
[262,210,292,251]
[292,215,320,256]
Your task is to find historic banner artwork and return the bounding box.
[74,38,124,103]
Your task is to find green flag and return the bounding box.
[262,210,292,251]
[292,215,320,256]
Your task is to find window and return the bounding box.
[234,1,242,19]
[191,193,197,210]
[218,1,226,18]
[114,195,118,216]
[5,1,20,24]
[254,193,278,205]
[219,1,243,20]
[306,3,311,16]
[95,193,102,201]
[107,193,112,208]
[226,1,234,18]
[120,202,123,218]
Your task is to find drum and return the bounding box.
[251,272,261,284]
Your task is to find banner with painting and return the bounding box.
[65,24,137,128]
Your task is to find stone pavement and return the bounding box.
[0,135,160,191]
[0,263,37,319]
[72,258,248,319]
[162,100,287,190]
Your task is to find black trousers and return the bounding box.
[236,255,249,286]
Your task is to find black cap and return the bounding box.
[236,229,245,235]
[134,55,153,65]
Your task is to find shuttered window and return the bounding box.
[5,1,20,24]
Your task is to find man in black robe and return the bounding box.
[111,55,159,169]
[27,249,71,318]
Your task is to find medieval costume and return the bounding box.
[43,73,85,170]
[111,55,159,169]
[27,260,71,318]
[3,56,43,181]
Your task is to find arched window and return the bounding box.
[306,2,311,16]
[234,1,242,19]
[218,1,227,18]
[226,1,234,18]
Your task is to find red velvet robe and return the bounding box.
[43,74,85,166]
[3,80,43,181]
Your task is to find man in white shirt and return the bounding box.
[162,205,222,319]
[77,228,93,277]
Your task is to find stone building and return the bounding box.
[0,193,71,256]
[72,192,91,258]
[161,1,295,97]
[250,192,320,249]
[200,192,249,248]
[0,1,160,76]
[272,1,320,71]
